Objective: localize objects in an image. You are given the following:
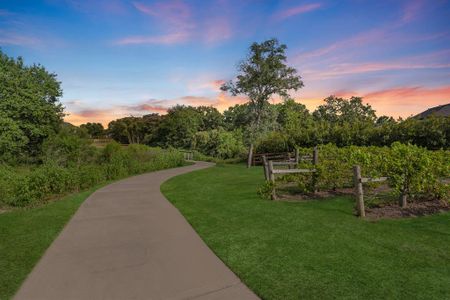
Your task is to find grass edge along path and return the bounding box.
[161,164,450,300]
[0,187,98,299]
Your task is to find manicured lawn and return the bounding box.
[161,164,450,300]
[0,188,97,300]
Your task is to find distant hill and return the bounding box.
[414,103,450,119]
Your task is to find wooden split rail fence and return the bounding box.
[353,165,389,218]
[262,147,319,200]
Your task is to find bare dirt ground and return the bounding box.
[275,183,449,219]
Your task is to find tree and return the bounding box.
[221,39,304,167]
[0,50,64,160]
[80,122,105,138]
[223,103,253,130]
[153,105,203,148]
[196,106,223,131]
[107,117,147,144]
[313,96,376,124]
[142,113,163,145]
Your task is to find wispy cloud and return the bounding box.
[115,32,189,45]
[0,30,41,46]
[114,1,194,45]
[303,49,450,79]
[116,0,233,45]
[401,0,424,24]
[274,3,322,21]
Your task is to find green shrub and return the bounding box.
[256,131,290,153]
[1,142,186,208]
[193,129,246,159]
[288,143,449,202]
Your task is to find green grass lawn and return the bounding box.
[161,164,450,300]
[0,188,97,300]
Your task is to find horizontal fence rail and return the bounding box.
[262,147,319,200]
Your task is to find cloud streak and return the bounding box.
[333,85,450,117]
[274,3,322,21]
[116,0,233,45]
[0,30,41,46]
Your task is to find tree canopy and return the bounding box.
[0,50,63,161]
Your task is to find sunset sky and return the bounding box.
[1,0,450,126]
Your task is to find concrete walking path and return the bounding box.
[14,162,259,300]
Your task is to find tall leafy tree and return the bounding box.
[221,39,304,167]
[154,105,203,148]
[80,122,105,138]
[0,50,64,161]
[313,96,376,123]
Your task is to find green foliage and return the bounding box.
[0,142,185,208]
[193,128,246,159]
[289,144,449,202]
[0,115,28,163]
[257,180,275,200]
[313,96,377,123]
[42,127,98,167]
[256,131,290,153]
[386,142,448,200]
[0,50,63,161]
[80,122,104,138]
[153,106,204,148]
[221,38,303,149]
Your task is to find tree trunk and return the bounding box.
[247,143,254,168]
[399,193,407,208]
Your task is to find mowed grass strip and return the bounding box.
[161,164,450,300]
[0,188,96,300]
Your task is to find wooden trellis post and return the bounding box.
[262,155,269,180]
[268,160,277,200]
[353,165,365,218]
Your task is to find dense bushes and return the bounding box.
[0,143,185,207]
[193,129,246,159]
[283,143,449,203]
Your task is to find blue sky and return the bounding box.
[1,0,449,125]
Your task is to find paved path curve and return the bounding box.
[15,162,258,300]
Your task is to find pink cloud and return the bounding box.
[274,3,322,21]
[115,32,189,45]
[116,1,233,45]
[332,85,450,117]
[203,17,233,44]
[302,49,450,79]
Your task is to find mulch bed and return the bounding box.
[365,200,449,219]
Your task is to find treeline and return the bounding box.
[87,97,449,159]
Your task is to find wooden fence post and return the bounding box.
[353,165,365,218]
[247,143,254,168]
[262,155,269,180]
[268,160,276,200]
[295,148,299,165]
